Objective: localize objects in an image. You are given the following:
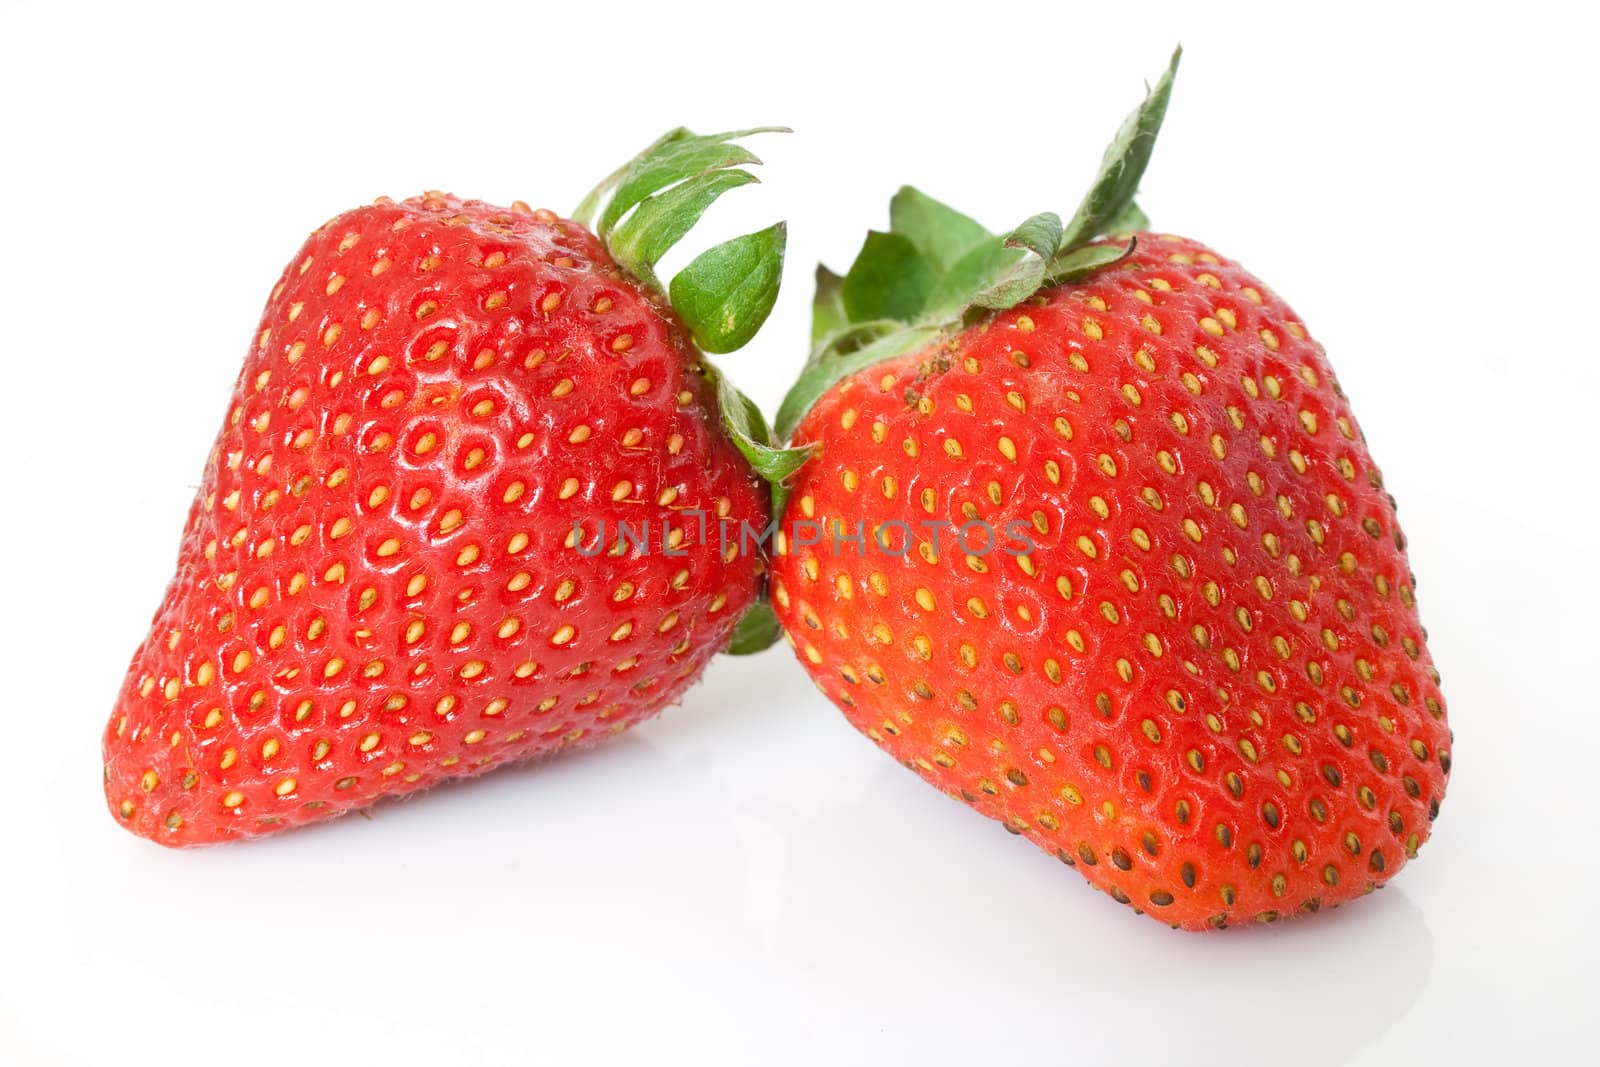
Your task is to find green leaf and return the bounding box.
[1105,200,1150,235]
[608,170,758,282]
[1058,46,1180,251]
[727,601,783,655]
[786,50,1183,446]
[924,240,1020,319]
[1046,237,1139,285]
[597,126,785,239]
[968,212,1065,311]
[775,324,941,442]
[922,211,1063,318]
[709,355,817,483]
[574,126,788,307]
[841,232,937,324]
[1004,211,1064,260]
[964,246,1046,313]
[812,265,848,346]
[889,186,993,271]
[572,128,691,227]
[670,222,787,355]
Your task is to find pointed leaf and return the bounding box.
[1059,46,1180,250]
[889,186,994,271]
[669,222,786,355]
[1004,211,1064,260]
[812,265,848,346]
[1047,237,1138,285]
[597,126,787,239]
[967,246,1049,311]
[710,361,817,485]
[841,232,936,324]
[573,127,691,226]
[923,240,1018,319]
[727,601,783,655]
[608,169,759,280]
[923,212,1063,317]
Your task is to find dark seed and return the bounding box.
[1181,862,1196,888]
[1150,890,1175,907]
[1321,763,1342,787]
[1078,843,1098,866]
[1111,848,1132,871]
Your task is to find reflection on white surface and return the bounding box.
[683,656,1436,1066]
[5,653,1436,1067]
[744,780,1431,1064]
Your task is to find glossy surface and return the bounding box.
[102,194,767,843]
[772,234,1449,928]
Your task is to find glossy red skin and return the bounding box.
[105,194,767,846]
[771,234,1450,929]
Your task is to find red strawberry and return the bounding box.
[105,128,797,846]
[767,51,1451,929]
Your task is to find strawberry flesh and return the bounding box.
[772,234,1450,929]
[105,194,767,845]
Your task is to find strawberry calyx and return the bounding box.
[575,126,787,353]
[575,126,813,485]
[774,47,1181,443]
[577,127,813,656]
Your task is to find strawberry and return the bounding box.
[105,128,799,846]
[766,51,1451,929]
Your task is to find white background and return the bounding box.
[1,1,1596,1063]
